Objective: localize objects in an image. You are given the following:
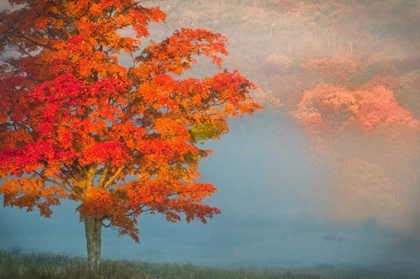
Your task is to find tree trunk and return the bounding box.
[84,216,102,270]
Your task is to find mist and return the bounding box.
[2,112,419,273]
[1,0,420,276]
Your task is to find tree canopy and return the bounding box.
[0,0,262,251]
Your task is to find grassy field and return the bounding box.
[0,248,417,279]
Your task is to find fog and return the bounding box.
[1,0,420,275]
[2,112,419,272]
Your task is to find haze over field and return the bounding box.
[1,0,420,274]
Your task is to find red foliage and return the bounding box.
[0,0,262,241]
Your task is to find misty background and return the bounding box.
[3,112,417,269]
[1,0,420,274]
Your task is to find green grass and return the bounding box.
[0,248,417,279]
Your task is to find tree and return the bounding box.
[0,0,262,270]
[293,83,420,225]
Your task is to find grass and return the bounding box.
[0,248,417,279]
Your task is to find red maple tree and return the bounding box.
[0,0,262,269]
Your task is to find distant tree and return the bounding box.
[293,83,420,223]
[0,0,262,270]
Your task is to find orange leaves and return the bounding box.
[107,122,145,150]
[129,7,166,38]
[75,178,220,243]
[0,0,262,243]
[30,73,85,105]
[353,86,420,134]
[121,179,220,224]
[138,74,178,108]
[0,178,67,217]
[33,17,51,30]
[137,139,177,168]
[80,142,130,167]
[79,187,114,219]
[0,179,23,200]
[57,128,74,149]
[154,118,190,141]
[136,28,228,77]
[89,3,104,17]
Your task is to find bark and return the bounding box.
[84,216,102,270]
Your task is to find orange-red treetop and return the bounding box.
[0,0,262,241]
[293,84,420,155]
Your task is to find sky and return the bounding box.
[1,0,420,275]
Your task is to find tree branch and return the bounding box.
[34,170,74,195]
[98,163,110,188]
[34,171,65,188]
[103,165,125,188]
[126,207,151,217]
